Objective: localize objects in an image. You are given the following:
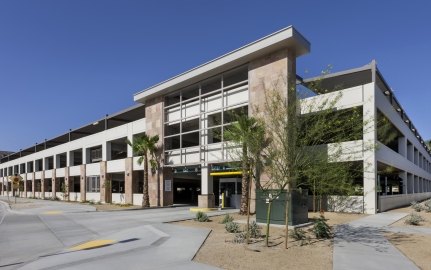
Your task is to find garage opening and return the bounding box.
[173,166,201,205]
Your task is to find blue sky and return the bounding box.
[0,0,430,151]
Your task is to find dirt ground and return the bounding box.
[389,200,431,228]
[385,232,431,270]
[386,200,431,270]
[173,212,365,270]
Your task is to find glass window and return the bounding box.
[182,132,199,148]
[165,136,180,150]
[182,118,199,133]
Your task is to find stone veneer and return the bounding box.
[247,48,297,212]
[145,96,174,207]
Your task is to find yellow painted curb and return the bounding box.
[41,211,63,215]
[69,239,116,251]
[189,207,218,212]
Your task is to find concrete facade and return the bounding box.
[1,26,430,214]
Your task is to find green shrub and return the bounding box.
[220,213,234,224]
[289,228,309,246]
[404,213,425,226]
[289,228,306,241]
[225,222,240,233]
[233,232,246,244]
[313,215,331,239]
[424,200,431,213]
[411,201,423,212]
[246,221,262,238]
[195,211,209,222]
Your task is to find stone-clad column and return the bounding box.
[100,161,110,203]
[23,174,27,197]
[145,96,173,207]
[80,164,86,202]
[41,171,46,199]
[52,169,57,199]
[65,167,70,201]
[125,157,133,205]
[32,172,35,197]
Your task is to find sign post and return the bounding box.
[9,175,23,204]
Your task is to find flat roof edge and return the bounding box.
[133,26,310,103]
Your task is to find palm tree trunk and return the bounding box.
[143,154,150,208]
[240,145,249,215]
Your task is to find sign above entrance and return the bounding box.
[173,167,200,174]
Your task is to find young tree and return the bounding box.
[127,134,159,208]
[259,81,369,248]
[224,115,264,215]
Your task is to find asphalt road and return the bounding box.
[0,197,232,270]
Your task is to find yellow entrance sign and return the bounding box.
[210,171,242,176]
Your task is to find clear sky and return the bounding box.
[0,0,430,151]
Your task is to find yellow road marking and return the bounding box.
[69,239,116,251]
[189,207,218,212]
[42,211,63,215]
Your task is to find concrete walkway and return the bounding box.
[0,197,228,269]
[333,212,419,270]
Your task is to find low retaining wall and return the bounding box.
[308,195,364,213]
[379,192,431,212]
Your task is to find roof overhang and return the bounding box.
[133,26,310,103]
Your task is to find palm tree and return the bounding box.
[127,134,159,208]
[224,114,265,215]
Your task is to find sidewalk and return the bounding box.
[333,213,419,270]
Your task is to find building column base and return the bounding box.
[198,194,215,208]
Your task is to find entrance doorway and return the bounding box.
[172,166,201,205]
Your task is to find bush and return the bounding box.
[289,228,306,241]
[410,201,423,212]
[220,213,234,224]
[246,221,262,238]
[195,211,209,222]
[404,213,425,226]
[233,232,246,244]
[225,222,240,233]
[289,228,309,246]
[424,200,431,213]
[313,215,331,239]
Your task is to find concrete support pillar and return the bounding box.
[65,167,70,201]
[125,157,133,204]
[127,133,134,157]
[23,174,27,197]
[80,164,86,202]
[407,143,414,162]
[52,169,57,199]
[32,172,35,197]
[41,171,46,199]
[362,83,377,214]
[198,165,215,208]
[102,142,111,161]
[1,177,4,196]
[100,161,110,203]
[84,148,89,165]
[399,171,407,195]
[398,137,407,158]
